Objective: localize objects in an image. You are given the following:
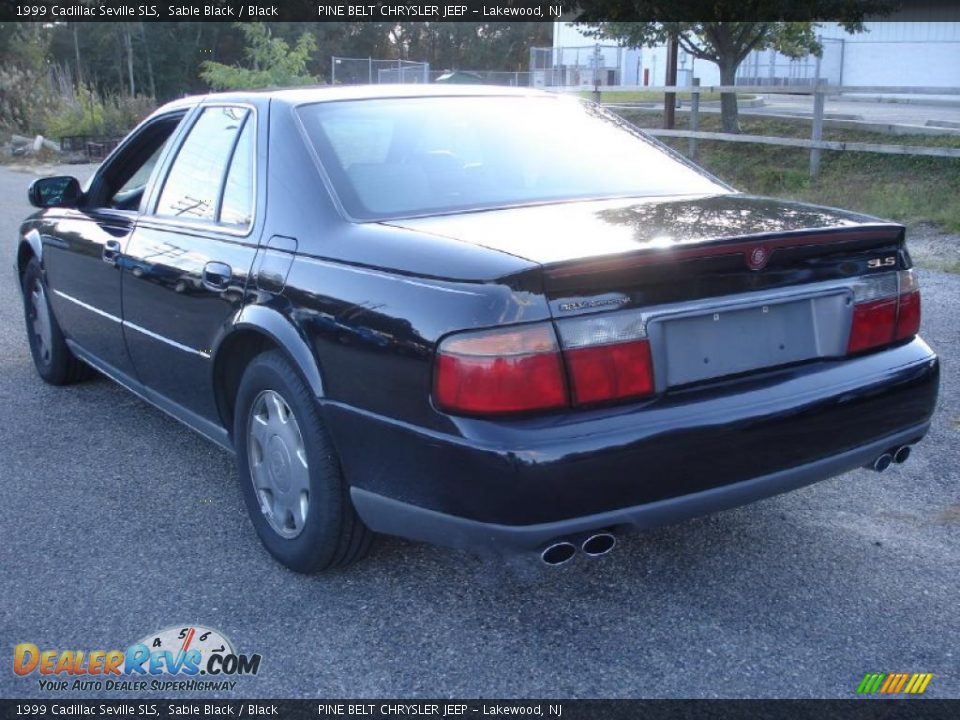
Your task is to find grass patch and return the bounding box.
[913,257,960,274]
[615,110,960,232]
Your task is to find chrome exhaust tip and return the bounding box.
[893,445,912,464]
[581,533,616,557]
[541,541,577,566]
[872,453,893,472]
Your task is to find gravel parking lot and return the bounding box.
[0,163,958,699]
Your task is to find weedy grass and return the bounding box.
[615,110,960,233]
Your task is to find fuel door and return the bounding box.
[253,234,298,294]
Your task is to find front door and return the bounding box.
[41,113,185,377]
[121,103,262,423]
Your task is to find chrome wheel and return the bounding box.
[29,280,53,366]
[247,389,310,539]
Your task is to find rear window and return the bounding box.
[297,95,726,221]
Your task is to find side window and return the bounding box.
[155,106,248,223]
[89,113,184,211]
[218,118,254,229]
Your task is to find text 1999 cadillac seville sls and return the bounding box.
[16,87,939,572]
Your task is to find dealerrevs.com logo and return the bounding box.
[13,625,262,692]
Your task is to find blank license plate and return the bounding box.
[659,299,821,387]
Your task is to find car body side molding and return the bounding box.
[66,340,233,453]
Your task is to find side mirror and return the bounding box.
[28,176,82,209]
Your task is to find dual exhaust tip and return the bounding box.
[541,532,616,566]
[542,444,915,564]
[869,444,912,472]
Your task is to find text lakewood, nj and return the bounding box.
[317,4,562,17]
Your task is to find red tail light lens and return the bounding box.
[435,311,658,416]
[434,324,567,415]
[847,298,897,354]
[847,269,921,354]
[895,290,921,340]
[557,311,655,406]
[565,340,654,405]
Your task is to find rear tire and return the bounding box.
[233,350,372,572]
[21,257,90,385]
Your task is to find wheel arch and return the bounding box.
[16,229,43,289]
[212,305,325,437]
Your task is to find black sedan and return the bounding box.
[16,86,939,572]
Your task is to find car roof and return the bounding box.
[152,83,560,115]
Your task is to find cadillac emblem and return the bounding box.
[747,246,770,270]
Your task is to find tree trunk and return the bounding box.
[139,23,156,99]
[718,58,740,134]
[72,23,83,87]
[123,26,135,95]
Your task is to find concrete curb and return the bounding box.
[840,94,960,108]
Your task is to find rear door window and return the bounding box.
[219,119,255,229]
[154,106,249,224]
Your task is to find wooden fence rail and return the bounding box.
[644,129,960,159]
[602,83,960,176]
[598,85,960,95]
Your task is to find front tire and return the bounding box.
[21,257,90,385]
[233,351,372,572]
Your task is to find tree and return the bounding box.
[569,3,897,133]
[200,23,317,90]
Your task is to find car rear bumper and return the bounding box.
[323,337,939,554]
[349,421,929,554]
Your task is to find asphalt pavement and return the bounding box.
[753,94,960,128]
[0,163,958,699]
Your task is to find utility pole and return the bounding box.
[664,34,678,129]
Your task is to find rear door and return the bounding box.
[121,102,264,423]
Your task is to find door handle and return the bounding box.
[102,240,121,265]
[202,261,232,291]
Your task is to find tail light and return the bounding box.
[847,270,921,354]
[434,324,567,415]
[555,312,654,405]
[434,313,655,416]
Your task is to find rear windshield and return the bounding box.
[296,96,727,221]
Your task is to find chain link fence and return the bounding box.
[428,70,531,86]
[330,57,533,87]
[736,38,846,86]
[529,45,625,88]
[331,57,431,85]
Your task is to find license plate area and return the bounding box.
[650,292,851,389]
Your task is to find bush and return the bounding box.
[43,84,157,139]
[0,65,58,135]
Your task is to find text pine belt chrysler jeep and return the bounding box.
[17,87,939,572]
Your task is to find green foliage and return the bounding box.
[0,65,58,134]
[200,23,317,90]
[2,21,551,109]
[0,24,57,134]
[43,83,155,138]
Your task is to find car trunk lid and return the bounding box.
[396,193,910,397]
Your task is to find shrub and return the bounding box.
[43,83,156,140]
[0,65,58,135]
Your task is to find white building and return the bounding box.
[547,4,960,89]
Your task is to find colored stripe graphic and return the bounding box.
[857,672,932,695]
[912,674,933,694]
[857,673,885,694]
